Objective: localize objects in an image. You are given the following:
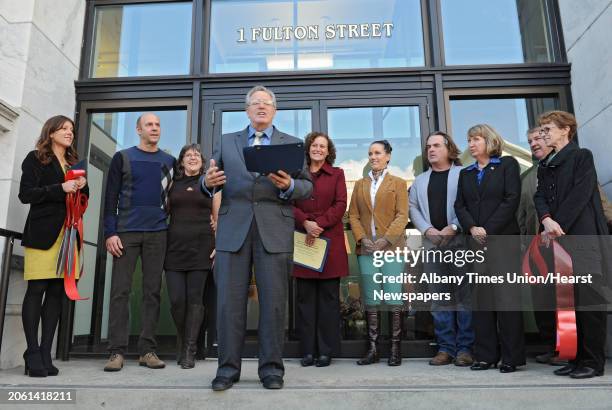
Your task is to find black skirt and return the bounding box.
[164,175,215,271]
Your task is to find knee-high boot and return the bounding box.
[170,304,186,365]
[388,308,403,366]
[357,310,379,365]
[180,304,205,369]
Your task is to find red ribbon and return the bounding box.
[60,170,89,301]
[522,235,577,360]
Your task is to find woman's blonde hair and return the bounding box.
[467,124,504,157]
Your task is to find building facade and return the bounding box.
[1,0,611,368]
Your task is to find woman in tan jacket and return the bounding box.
[349,140,408,367]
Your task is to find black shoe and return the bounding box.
[23,350,48,378]
[315,355,331,367]
[300,354,315,367]
[262,375,284,389]
[40,348,59,376]
[470,361,497,371]
[499,364,517,373]
[569,366,604,379]
[554,364,576,376]
[211,375,239,391]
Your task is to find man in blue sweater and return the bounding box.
[103,113,175,371]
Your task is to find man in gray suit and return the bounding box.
[203,85,313,391]
[409,131,474,367]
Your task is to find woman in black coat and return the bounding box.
[18,115,88,377]
[454,124,525,373]
[535,110,608,379]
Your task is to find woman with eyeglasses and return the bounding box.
[534,111,609,379]
[164,143,220,369]
[349,139,409,366]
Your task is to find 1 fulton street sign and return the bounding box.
[237,22,395,43]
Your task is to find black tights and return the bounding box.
[165,270,208,309]
[22,279,64,353]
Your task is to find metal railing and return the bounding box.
[0,227,22,356]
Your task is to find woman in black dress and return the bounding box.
[165,143,220,369]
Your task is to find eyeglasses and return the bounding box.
[538,126,556,135]
[184,153,201,159]
[248,99,275,107]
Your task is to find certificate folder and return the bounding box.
[244,143,305,175]
[293,231,330,273]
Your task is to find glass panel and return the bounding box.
[73,109,188,352]
[222,109,312,138]
[209,0,424,73]
[441,0,556,65]
[449,97,559,171]
[220,108,311,334]
[327,106,421,201]
[90,111,187,158]
[327,105,422,340]
[90,2,192,77]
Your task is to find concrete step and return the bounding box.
[1,358,612,409]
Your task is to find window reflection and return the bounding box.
[90,2,192,77]
[90,111,188,158]
[449,97,559,170]
[327,106,421,202]
[441,0,556,65]
[209,0,424,73]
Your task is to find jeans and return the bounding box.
[424,259,474,356]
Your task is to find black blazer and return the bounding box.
[454,156,521,235]
[19,150,89,250]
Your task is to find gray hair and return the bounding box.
[245,85,277,108]
[526,126,540,136]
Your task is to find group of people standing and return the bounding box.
[17,84,608,387]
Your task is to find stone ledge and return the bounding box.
[0,99,19,133]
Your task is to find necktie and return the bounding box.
[253,131,264,146]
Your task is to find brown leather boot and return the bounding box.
[181,304,205,369]
[357,311,379,365]
[429,351,454,366]
[388,308,402,366]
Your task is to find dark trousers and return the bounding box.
[573,285,607,371]
[472,282,526,366]
[296,277,341,357]
[214,220,290,380]
[22,279,64,354]
[531,283,556,350]
[108,231,166,356]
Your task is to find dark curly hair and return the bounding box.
[175,143,205,179]
[303,132,336,166]
[35,115,79,166]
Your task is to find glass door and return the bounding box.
[320,97,434,356]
